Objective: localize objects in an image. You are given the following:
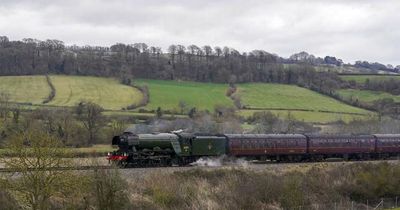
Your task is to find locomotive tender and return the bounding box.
[108,132,400,167]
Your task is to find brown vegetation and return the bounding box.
[126,162,400,210]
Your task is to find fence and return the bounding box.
[289,197,399,210]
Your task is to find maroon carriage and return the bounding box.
[307,134,375,157]
[374,134,400,154]
[226,134,307,158]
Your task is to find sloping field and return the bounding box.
[0,75,50,104]
[341,75,400,84]
[337,89,400,103]
[0,75,376,123]
[235,83,370,114]
[238,110,370,123]
[134,79,233,111]
[48,76,143,110]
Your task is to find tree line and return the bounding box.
[0,36,347,94]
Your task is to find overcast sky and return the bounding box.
[0,0,399,65]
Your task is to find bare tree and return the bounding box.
[75,101,104,145]
[178,100,187,114]
[1,130,73,210]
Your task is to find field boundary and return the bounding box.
[42,74,56,104]
[338,73,400,76]
[241,107,371,116]
[126,83,149,110]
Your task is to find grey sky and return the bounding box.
[0,0,399,65]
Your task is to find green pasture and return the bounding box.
[238,109,373,123]
[235,83,370,114]
[337,89,400,103]
[340,75,400,84]
[134,79,233,111]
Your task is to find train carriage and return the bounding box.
[226,134,307,160]
[374,134,400,154]
[307,134,375,158]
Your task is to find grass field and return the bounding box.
[0,75,50,104]
[48,75,143,110]
[134,79,233,111]
[0,75,377,123]
[340,75,400,84]
[235,83,370,114]
[337,89,400,103]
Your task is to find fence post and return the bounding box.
[367,199,369,210]
[351,201,354,210]
[396,196,398,208]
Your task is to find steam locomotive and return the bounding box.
[107,132,400,167]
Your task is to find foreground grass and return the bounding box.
[0,75,50,104]
[235,83,371,114]
[135,79,233,111]
[337,89,400,104]
[129,162,400,210]
[48,75,143,110]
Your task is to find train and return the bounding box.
[107,132,400,167]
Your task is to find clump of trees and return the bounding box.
[75,101,105,145]
[0,96,129,147]
[0,128,131,210]
[364,78,400,95]
[1,129,74,210]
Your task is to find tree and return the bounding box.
[55,108,77,145]
[1,130,73,210]
[188,107,197,118]
[178,100,187,114]
[156,107,163,118]
[90,169,130,210]
[75,101,104,145]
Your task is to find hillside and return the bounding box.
[337,89,400,104]
[134,79,233,111]
[48,76,143,110]
[338,75,400,106]
[0,75,144,110]
[340,75,400,84]
[0,75,376,123]
[0,76,51,104]
[236,83,368,113]
[234,83,374,123]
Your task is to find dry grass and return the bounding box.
[124,161,400,210]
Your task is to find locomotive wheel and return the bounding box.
[118,161,128,168]
[171,157,182,166]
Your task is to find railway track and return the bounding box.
[0,158,398,173]
[0,165,113,173]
